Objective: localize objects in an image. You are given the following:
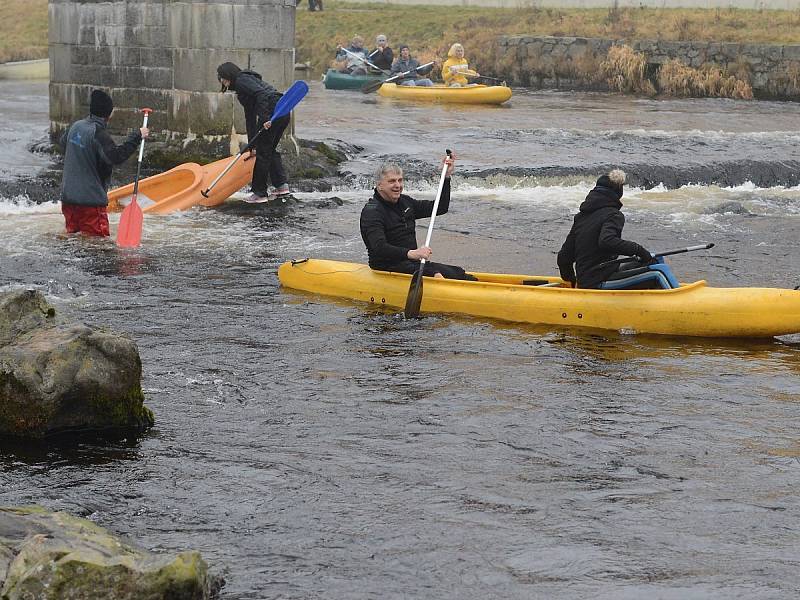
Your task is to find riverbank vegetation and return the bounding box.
[0,0,794,99]
[297,1,798,98]
[0,0,48,64]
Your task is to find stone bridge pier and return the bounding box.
[49,0,296,162]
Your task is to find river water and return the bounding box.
[1,79,800,599]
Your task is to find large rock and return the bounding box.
[0,506,220,600]
[0,289,154,439]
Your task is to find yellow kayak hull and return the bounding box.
[107,155,254,215]
[278,259,800,338]
[377,83,512,105]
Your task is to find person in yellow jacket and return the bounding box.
[442,43,478,87]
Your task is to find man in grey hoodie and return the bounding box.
[59,89,149,236]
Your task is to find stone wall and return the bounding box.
[497,35,800,98]
[49,0,296,156]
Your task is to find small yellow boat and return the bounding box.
[377,83,512,105]
[278,259,800,338]
[107,155,254,215]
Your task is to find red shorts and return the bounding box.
[62,204,110,237]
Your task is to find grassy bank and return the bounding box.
[0,0,47,64]
[297,1,800,96]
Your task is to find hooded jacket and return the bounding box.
[231,70,283,141]
[389,57,433,81]
[59,116,142,207]
[360,179,451,270]
[557,183,651,289]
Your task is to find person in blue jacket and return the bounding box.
[58,89,149,236]
[217,62,290,203]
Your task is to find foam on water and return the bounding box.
[0,195,60,215]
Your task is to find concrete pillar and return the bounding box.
[49,0,296,158]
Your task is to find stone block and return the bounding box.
[168,90,237,137]
[140,48,173,69]
[143,67,174,89]
[119,88,173,114]
[50,45,73,84]
[783,46,800,61]
[112,46,141,67]
[48,3,79,44]
[185,3,235,50]
[248,48,294,90]
[173,48,250,92]
[72,65,121,87]
[119,66,146,88]
[232,4,294,49]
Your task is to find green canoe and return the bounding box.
[322,68,384,90]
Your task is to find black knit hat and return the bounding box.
[89,89,114,118]
[216,62,242,92]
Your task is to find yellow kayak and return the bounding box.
[278,259,800,338]
[377,83,512,105]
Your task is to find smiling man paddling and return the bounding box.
[359,155,476,281]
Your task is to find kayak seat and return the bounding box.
[599,263,679,290]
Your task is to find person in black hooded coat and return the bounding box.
[217,62,290,201]
[557,170,653,289]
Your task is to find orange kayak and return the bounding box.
[107,154,254,215]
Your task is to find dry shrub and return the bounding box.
[657,58,753,99]
[769,61,800,97]
[601,45,656,95]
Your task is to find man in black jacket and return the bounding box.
[59,89,149,236]
[217,62,290,203]
[557,170,653,289]
[360,156,475,280]
[369,35,393,72]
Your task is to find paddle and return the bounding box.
[463,72,506,85]
[595,242,715,271]
[362,61,435,94]
[116,108,151,248]
[201,80,310,198]
[404,149,452,319]
[339,47,389,75]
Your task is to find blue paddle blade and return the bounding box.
[271,81,309,121]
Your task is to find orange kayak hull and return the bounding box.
[108,154,254,215]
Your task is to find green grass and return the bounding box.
[297,1,800,77]
[0,0,47,64]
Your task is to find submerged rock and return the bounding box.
[0,289,154,439]
[703,201,752,215]
[0,506,221,599]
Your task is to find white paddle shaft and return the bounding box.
[137,113,149,162]
[420,155,451,268]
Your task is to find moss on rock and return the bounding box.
[0,506,220,599]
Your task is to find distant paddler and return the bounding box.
[369,34,394,72]
[335,35,369,76]
[442,43,479,87]
[390,45,437,87]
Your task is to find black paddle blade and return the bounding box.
[362,79,385,94]
[404,268,424,318]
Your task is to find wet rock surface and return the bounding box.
[0,506,221,600]
[0,289,153,439]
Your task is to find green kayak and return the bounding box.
[323,68,384,90]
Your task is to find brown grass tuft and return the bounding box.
[601,45,656,95]
[657,58,753,99]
